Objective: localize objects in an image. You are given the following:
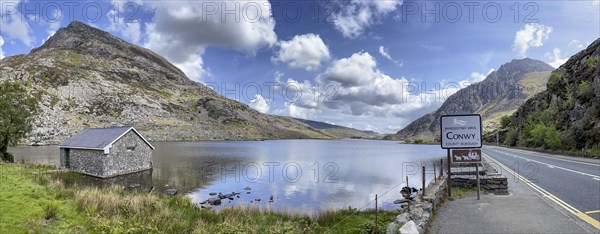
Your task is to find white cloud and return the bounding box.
[45,8,62,38]
[107,8,142,44]
[274,71,284,84]
[173,53,207,82]
[0,36,4,59]
[249,94,270,113]
[0,1,34,47]
[315,52,441,118]
[141,0,277,81]
[513,23,553,57]
[544,48,568,68]
[319,52,379,87]
[378,45,402,67]
[286,103,318,119]
[332,0,403,38]
[568,40,585,50]
[378,45,392,60]
[468,68,495,84]
[272,34,331,71]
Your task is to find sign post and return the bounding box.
[440,114,483,198]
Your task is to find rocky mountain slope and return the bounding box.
[0,21,364,144]
[502,38,600,154]
[385,58,554,142]
[293,118,381,139]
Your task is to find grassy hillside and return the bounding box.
[292,118,381,139]
[501,39,600,157]
[385,59,554,142]
[479,71,551,131]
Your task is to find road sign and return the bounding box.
[451,149,482,163]
[440,114,482,149]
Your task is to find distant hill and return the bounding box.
[292,118,380,139]
[384,58,554,142]
[501,38,600,156]
[0,21,351,144]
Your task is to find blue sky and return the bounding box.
[1,0,599,133]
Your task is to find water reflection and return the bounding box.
[10,140,445,214]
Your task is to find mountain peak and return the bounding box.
[30,21,187,80]
[500,58,554,72]
[32,21,125,53]
[385,57,554,141]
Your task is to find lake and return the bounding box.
[10,139,446,214]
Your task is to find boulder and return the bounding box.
[399,220,419,234]
[166,188,178,195]
[386,222,399,234]
[410,207,423,220]
[208,198,222,205]
[395,213,410,225]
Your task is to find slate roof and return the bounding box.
[58,126,155,150]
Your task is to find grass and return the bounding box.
[449,186,477,200]
[518,71,551,98]
[0,163,87,233]
[0,162,402,233]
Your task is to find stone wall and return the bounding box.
[387,177,447,234]
[449,159,509,195]
[103,130,153,177]
[67,148,105,177]
[450,174,508,195]
[59,130,153,178]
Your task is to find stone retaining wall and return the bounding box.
[386,176,447,234]
[449,159,509,195]
[450,174,508,195]
[386,158,510,233]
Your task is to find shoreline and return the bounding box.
[0,162,403,233]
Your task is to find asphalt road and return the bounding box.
[483,146,600,228]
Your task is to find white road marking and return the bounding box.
[487,150,600,180]
[490,147,600,167]
[593,178,600,181]
[484,153,600,229]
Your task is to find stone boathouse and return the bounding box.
[58,126,155,178]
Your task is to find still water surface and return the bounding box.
[11,139,445,214]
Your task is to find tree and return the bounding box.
[544,126,561,150]
[0,81,40,162]
[500,115,511,129]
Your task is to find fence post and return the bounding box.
[433,163,437,182]
[375,194,378,233]
[406,176,410,211]
[440,159,444,177]
[422,165,426,198]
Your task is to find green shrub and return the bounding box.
[544,126,561,150]
[503,128,518,146]
[43,201,60,220]
[547,73,561,87]
[587,55,600,70]
[500,115,511,129]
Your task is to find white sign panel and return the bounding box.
[440,114,482,149]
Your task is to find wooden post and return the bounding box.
[375,194,378,233]
[440,158,444,177]
[447,149,452,197]
[406,176,410,211]
[422,166,426,198]
[433,163,437,182]
[476,164,480,200]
